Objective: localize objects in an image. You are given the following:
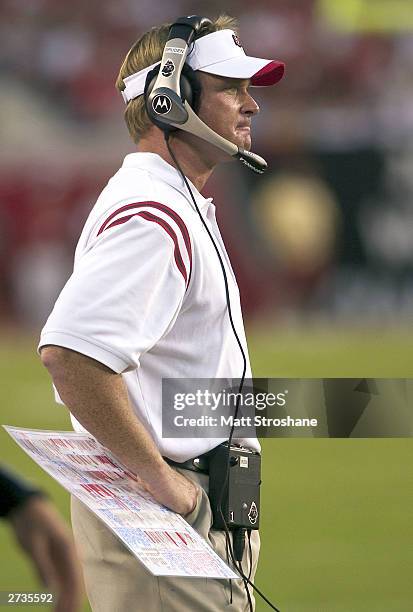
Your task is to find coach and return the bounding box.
[39,14,284,612]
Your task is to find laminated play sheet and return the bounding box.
[4,426,238,579]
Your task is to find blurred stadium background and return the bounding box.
[1,0,412,610]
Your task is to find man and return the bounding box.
[39,14,284,612]
[0,466,84,612]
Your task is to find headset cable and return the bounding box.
[166,133,281,612]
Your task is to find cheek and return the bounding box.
[199,98,237,132]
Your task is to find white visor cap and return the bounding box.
[121,29,285,103]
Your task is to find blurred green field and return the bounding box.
[1,326,412,612]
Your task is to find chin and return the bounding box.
[239,136,252,151]
[234,130,252,150]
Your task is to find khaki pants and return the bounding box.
[71,468,260,612]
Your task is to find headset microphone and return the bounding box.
[145,16,268,174]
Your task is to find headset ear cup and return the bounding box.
[143,63,202,132]
[179,64,202,114]
[144,66,172,132]
[179,74,193,108]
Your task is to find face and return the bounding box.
[194,72,260,162]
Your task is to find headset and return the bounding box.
[143,15,268,174]
[141,15,280,612]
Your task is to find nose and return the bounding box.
[242,90,260,116]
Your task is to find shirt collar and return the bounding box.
[122,152,213,213]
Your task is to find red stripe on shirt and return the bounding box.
[98,201,192,284]
[105,211,188,285]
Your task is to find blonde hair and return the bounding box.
[115,15,238,143]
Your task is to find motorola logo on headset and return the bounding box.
[152,94,172,115]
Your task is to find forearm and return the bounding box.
[41,346,164,478]
[40,346,197,513]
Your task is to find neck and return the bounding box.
[137,129,215,192]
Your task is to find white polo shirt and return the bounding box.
[39,152,260,461]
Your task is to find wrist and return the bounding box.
[140,457,172,490]
[184,488,199,516]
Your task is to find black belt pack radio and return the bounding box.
[208,444,261,530]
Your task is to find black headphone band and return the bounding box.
[169,15,213,45]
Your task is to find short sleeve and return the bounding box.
[39,211,191,373]
[0,466,45,518]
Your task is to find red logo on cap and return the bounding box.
[232,34,242,48]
